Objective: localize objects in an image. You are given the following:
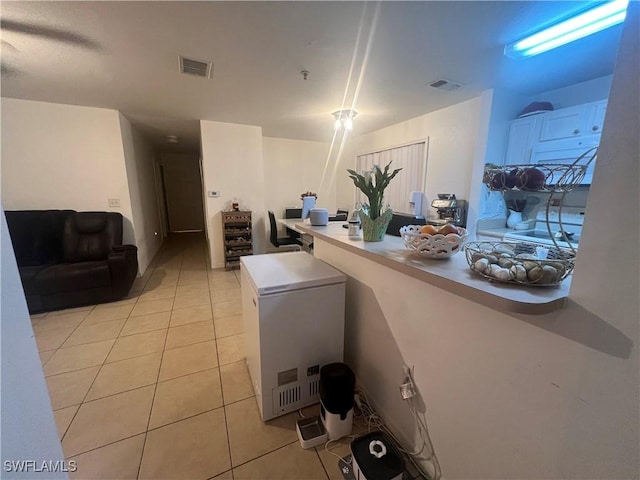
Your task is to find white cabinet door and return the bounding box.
[505,100,607,171]
[586,100,607,135]
[530,136,599,185]
[539,105,587,141]
[538,100,607,141]
[505,115,541,164]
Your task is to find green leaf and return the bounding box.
[346,161,402,220]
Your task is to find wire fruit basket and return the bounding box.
[465,241,575,286]
[400,225,467,259]
[483,147,597,193]
[484,146,597,254]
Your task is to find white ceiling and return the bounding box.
[0,1,624,153]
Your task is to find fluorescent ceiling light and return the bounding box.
[505,0,629,59]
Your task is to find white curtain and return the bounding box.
[355,141,426,214]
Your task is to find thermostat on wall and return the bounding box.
[208,191,220,198]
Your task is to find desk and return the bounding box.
[276,218,314,252]
[277,218,306,236]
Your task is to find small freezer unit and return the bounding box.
[240,252,346,421]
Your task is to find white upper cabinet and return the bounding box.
[539,105,588,141]
[587,100,608,134]
[538,99,608,141]
[504,115,542,165]
[505,99,608,165]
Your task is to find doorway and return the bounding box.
[158,153,205,233]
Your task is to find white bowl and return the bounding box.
[515,221,533,230]
[400,225,467,259]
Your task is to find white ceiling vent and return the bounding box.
[428,79,461,91]
[179,56,213,78]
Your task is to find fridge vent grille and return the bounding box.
[278,385,301,409]
[309,379,319,397]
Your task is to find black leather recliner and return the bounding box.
[5,210,138,313]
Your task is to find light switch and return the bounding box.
[107,198,121,207]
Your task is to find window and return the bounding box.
[355,141,428,214]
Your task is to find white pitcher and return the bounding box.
[507,209,524,229]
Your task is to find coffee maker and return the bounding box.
[430,194,467,227]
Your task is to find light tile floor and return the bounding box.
[32,233,369,480]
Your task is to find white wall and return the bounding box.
[469,88,533,223]
[338,97,483,221]
[1,208,68,479]
[533,74,613,110]
[317,6,639,478]
[569,4,640,466]
[262,136,334,215]
[0,99,136,246]
[262,136,332,249]
[119,114,163,274]
[200,121,265,268]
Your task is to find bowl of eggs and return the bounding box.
[464,241,575,286]
[399,224,468,259]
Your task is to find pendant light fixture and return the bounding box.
[332,109,358,131]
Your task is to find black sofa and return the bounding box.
[5,210,139,313]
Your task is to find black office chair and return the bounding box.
[268,211,303,250]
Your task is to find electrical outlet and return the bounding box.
[107,198,121,207]
[400,365,416,400]
[400,380,416,400]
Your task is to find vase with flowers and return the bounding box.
[347,162,402,241]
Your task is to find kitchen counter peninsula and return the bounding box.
[293,222,570,315]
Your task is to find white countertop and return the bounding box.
[277,218,306,233]
[476,227,512,238]
[292,222,570,315]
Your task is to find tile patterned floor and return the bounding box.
[31,233,360,480]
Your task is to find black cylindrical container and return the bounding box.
[320,362,355,417]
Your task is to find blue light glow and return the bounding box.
[505,0,629,59]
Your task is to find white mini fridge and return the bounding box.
[240,252,346,421]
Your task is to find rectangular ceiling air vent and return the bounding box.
[179,56,213,78]
[428,78,461,91]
